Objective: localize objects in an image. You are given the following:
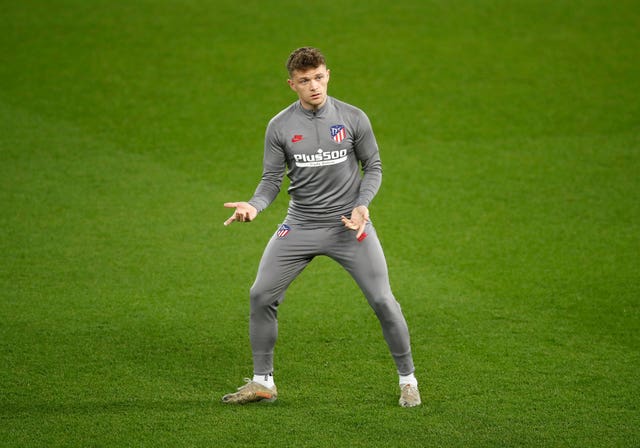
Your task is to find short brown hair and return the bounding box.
[286,47,326,77]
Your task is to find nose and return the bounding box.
[310,79,319,90]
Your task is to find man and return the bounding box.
[222,47,421,407]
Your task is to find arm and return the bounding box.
[224,121,286,226]
[341,110,382,239]
[354,111,382,208]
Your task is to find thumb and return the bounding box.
[356,221,367,239]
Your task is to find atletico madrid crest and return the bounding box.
[330,125,346,143]
[276,224,291,238]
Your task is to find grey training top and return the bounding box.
[248,96,382,226]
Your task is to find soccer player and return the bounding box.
[222,47,421,407]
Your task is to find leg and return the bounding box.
[327,224,415,375]
[249,225,313,375]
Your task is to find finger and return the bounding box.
[224,202,239,209]
[341,218,357,230]
[356,222,366,239]
[223,214,236,226]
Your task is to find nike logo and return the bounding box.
[291,134,304,143]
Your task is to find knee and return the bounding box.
[368,293,401,317]
[250,284,267,309]
[250,283,281,312]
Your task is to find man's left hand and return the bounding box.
[341,205,369,240]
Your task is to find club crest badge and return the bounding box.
[330,125,346,143]
[276,224,291,238]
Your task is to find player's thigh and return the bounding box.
[251,225,314,297]
[328,223,393,297]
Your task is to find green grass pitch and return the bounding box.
[1,0,639,446]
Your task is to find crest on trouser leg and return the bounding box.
[276,224,291,238]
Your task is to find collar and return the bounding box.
[297,96,332,118]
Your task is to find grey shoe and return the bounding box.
[399,384,421,407]
[222,379,278,404]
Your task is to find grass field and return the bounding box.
[1,0,639,446]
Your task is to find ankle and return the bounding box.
[253,373,275,388]
[399,372,418,388]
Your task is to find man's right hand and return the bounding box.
[223,202,258,226]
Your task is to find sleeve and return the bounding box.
[353,110,382,207]
[248,120,286,213]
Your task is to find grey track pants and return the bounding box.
[249,221,415,376]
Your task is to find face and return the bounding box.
[287,65,330,110]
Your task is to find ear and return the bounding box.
[287,78,296,91]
